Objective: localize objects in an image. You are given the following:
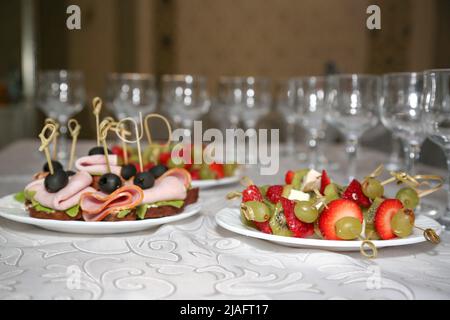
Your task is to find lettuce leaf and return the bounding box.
[66,205,80,218]
[136,200,185,220]
[117,209,131,219]
[33,203,56,213]
[14,192,26,203]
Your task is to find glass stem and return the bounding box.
[285,121,295,155]
[308,131,319,169]
[404,143,421,176]
[390,136,402,165]
[345,136,359,181]
[445,151,450,216]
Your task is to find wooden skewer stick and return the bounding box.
[68,119,81,171]
[92,97,103,146]
[119,124,129,165]
[44,118,60,160]
[99,121,114,174]
[115,113,145,172]
[38,123,58,175]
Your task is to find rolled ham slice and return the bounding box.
[142,176,187,204]
[80,185,144,222]
[158,168,192,188]
[75,155,122,176]
[25,171,96,211]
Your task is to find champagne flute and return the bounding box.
[37,70,86,161]
[326,74,380,180]
[276,79,298,156]
[422,69,450,226]
[105,73,158,122]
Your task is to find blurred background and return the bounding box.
[1,0,449,166]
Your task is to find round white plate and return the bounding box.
[0,194,202,235]
[191,175,241,189]
[216,207,443,252]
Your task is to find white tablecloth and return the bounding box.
[0,140,449,300]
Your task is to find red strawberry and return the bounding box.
[285,170,295,184]
[209,163,225,179]
[159,152,171,166]
[242,185,264,202]
[266,185,284,204]
[374,199,404,240]
[190,170,200,180]
[280,197,314,238]
[319,199,364,240]
[320,170,331,194]
[112,146,128,159]
[342,179,371,208]
[143,162,155,172]
[254,221,273,234]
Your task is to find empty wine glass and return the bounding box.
[37,70,86,160]
[105,73,158,121]
[326,74,380,180]
[161,75,210,137]
[216,77,245,130]
[295,76,328,168]
[380,72,425,175]
[422,69,450,226]
[276,79,298,155]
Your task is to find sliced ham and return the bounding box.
[25,171,95,211]
[80,185,143,222]
[142,176,187,204]
[75,155,122,176]
[158,168,192,188]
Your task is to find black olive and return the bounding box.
[121,164,137,180]
[133,172,155,190]
[43,161,64,173]
[44,170,69,193]
[88,146,113,156]
[66,170,76,177]
[149,164,168,179]
[98,173,122,194]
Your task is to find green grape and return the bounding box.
[282,185,293,198]
[241,201,270,222]
[391,209,415,238]
[396,188,419,209]
[362,178,384,199]
[324,183,340,202]
[241,210,255,228]
[364,223,380,240]
[294,201,319,223]
[292,169,309,190]
[199,165,216,179]
[223,164,237,177]
[335,217,362,240]
[167,157,185,169]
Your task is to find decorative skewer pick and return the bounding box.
[119,124,129,165]
[39,123,58,175]
[67,119,81,171]
[144,113,173,147]
[92,97,103,146]
[99,120,114,174]
[44,118,60,160]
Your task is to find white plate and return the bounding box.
[216,207,443,252]
[0,194,202,235]
[191,175,241,189]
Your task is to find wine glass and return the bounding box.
[161,74,210,137]
[37,70,86,160]
[295,76,328,168]
[422,69,450,226]
[380,72,425,175]
[105,73,158,121]
[276,79,298,156]
[216,77,246,130]
[326,74,380,180]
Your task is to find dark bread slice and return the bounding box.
[144,187,199,219]
[102,211,137,221]
[28,206,83,221]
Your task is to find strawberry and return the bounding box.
[285,170,295,185]
[112,146,128,159]
[254,221,273,234]
[280,197,314,238]
[342,179,371,208]
[374,199,404,240]
[242,185,264,202]
[319,199,364,240]
[190,170,200,180]
[320,170,331,195]
[159,152,171,166]
[209,163,225,179]
[265,185,284,204]
[143,162,155,172]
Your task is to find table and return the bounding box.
[0,140,449,300]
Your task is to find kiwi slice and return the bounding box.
[291,169,309,190]
[269,203,293,237]
[364,197,383,223]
